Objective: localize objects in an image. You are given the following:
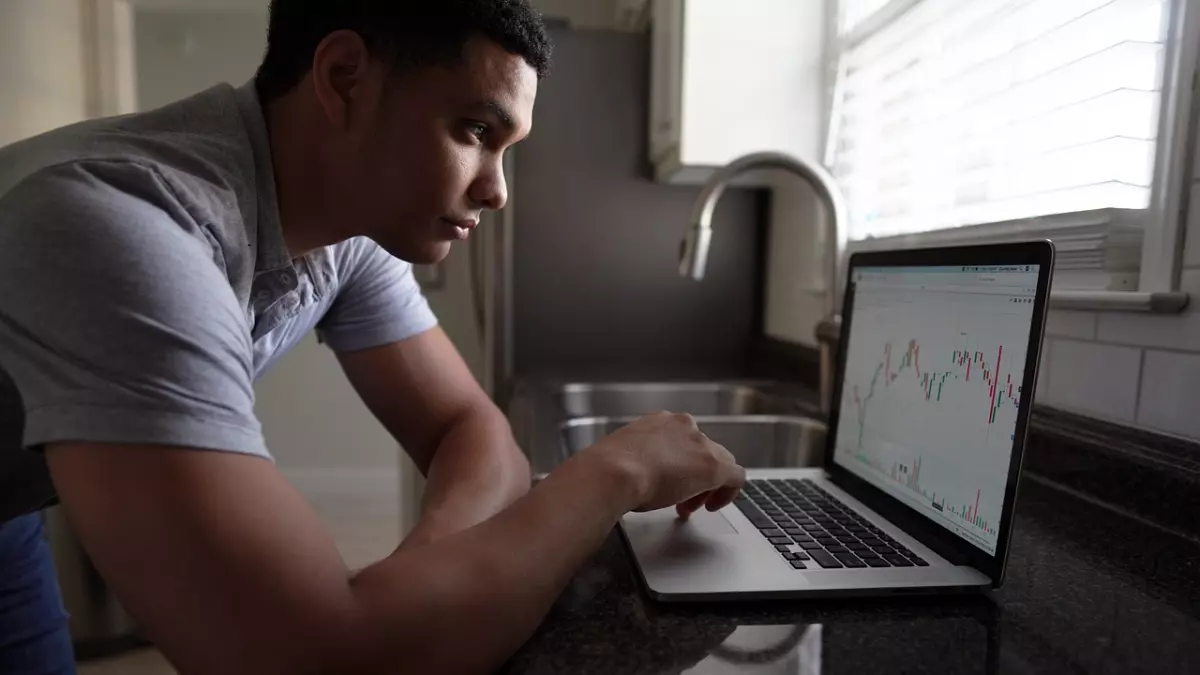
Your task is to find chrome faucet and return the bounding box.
[679,151,848,415]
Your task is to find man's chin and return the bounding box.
[378,240,452,265]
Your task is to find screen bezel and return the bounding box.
[823,240,1055,586]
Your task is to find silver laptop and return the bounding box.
[619,241,1055,600]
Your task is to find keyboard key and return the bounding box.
[782,525,803,533]
[883,554,914,567]
[847,543,872,553]
[783,551,799,560]
[734,502,773,528]
[746,516,775,529]
[834,553,867,568]
[799,541,825,551]
[891,544,915,556]
[858,537,883,546]
[790,559,808,569]
[791,534,815,544]
[760,529,784,538]
[824,545,849,554]
[861,556,890,568]
[814,537,838,546]
[775,544,792,552]
[911,557,930,567]
[809,550,844,568]
[767,536,791,545]
[835,533,861,544]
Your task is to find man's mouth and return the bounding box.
[442,217,479,240]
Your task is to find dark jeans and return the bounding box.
[0,513,75,675]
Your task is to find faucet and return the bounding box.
[679,151,848,415]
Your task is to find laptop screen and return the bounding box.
[831,263,1040,556]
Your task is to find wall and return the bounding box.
[124,0,632,29]
[0,0,88,146]
[534,0,622,29]
[133,7,267,109]
[512,27,763,381]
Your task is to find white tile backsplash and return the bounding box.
[1042,339,1143,422]
[1136,350,1200,438]
[1045,310,1098,340]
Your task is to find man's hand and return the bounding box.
[574,411,746,518]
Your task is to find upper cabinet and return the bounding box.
[648,0,832,185]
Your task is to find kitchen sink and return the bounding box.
[559,415,827,469]
[554,382,807,418]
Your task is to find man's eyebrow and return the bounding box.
[469,100,517,132]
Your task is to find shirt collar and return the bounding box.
[233,79,292,274]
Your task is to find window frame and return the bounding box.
[825,0,1198,313]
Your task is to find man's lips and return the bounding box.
[441,217,478,240]
[442,217,479,230]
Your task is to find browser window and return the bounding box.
[832,265,1040,555]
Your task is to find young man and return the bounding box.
[0,1,745,673]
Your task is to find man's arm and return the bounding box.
[335,326,531,546]
[47,413,744,674]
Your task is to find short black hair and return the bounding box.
[255,0,552,103]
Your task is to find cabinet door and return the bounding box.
[648,0,683,167]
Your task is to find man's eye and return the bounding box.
[466,122,487,141]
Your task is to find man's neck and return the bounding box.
[263,92,346,259]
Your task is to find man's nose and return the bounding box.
[470,160,508,211]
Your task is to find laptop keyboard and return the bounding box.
[734,479,929,570]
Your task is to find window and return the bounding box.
[829,0,1169,240]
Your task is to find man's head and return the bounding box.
[256,0,550,263]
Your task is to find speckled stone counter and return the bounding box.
[503,377,1200,674]
[500,459,1200,674]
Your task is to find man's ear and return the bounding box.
[309,29,379,132]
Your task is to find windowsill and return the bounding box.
[1048,290,1190,313]
[842,208,1190,314]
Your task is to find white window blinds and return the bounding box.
[830,0,1168,241]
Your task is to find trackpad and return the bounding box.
[682,509,740,536]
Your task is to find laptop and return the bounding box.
[618,241,1055,600]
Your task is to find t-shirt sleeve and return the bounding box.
[0,161,268,458]
[315,238,438,352]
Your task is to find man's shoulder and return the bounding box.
[0,83,252,227]
[0,84,259,285]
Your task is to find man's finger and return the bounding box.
[704,483,743,512]
[675,491,712,520]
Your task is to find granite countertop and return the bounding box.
[501,478,1200,675]
[502,378,1200,675]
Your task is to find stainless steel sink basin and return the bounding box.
[560,415,827,468]
[555,382,804,418]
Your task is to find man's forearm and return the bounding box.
[343,449,638,674]
[405,403,531,546]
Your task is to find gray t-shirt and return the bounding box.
[0,81,438,522]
